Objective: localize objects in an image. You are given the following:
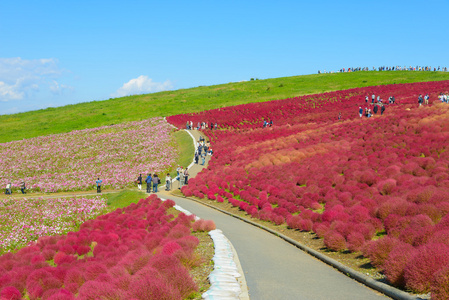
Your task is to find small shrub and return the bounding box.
[431,265,449,300]
[0,286,22,300]
[377,179,397,195]
[324,231,346,252]
[404,243,449,293]
[383,242,416,288]
[192,219,216,232]
[77,281,126,300]
[346,232,365,252]
[363,236,401,267]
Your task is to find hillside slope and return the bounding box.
[1,71,449,143]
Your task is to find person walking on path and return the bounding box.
[20,181,26,194]
[424,94,429,105]
[95,178,102,193]
[145,173,152,193]
[165,173,171,191]
[179,170,185,189]
[152,174,159,193]
[373,105,378,114]
[136,174,142,191]
[184,168,189,185]
[359,107,363,118]
[194,151,199,164]
[201,151,206,165]
[5,182,12,195]
[381,104,386,115]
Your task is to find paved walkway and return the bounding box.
[158,130,390,300]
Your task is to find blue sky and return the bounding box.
[1,0,448,115]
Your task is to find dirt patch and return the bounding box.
[189,231,214,299]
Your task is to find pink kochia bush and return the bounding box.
[0,195,200,299]
[168,80,449,294]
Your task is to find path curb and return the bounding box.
[175,194,419,300]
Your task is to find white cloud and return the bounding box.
[0,57,72,102]
[49,80,73,95]
[0,81,24,100]
[112,75,174,98]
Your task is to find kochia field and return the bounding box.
[169,80,449,297]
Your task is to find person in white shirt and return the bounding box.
[165,173,171,191]
[5,182,12,195]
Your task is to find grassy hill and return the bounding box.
[1,71,449,143]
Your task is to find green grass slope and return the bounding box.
[2,71,449,143]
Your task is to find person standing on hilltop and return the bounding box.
[372,93,375,104]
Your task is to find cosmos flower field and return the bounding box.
[169,80,449,297]
[0,118,177,193]
[0,196,108,254]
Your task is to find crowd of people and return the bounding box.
[133,135,213,194]
[438,92,449,103]
[357,93,390,118]
[318,65,448,74]
[195,135,213,165]
[186,121,218,130]
[135,173,163,193]
[263,119,273,128]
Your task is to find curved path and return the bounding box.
[159,129,390,300]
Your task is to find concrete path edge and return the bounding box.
[175,194,420,300]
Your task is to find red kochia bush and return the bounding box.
[324,232,346,252]
[0,196,202,299]
[403,243,449,293]
[181,186,193,197]
[382,242,416,288]
[377,179,397,195]
[431,265,449,300]
[192,219,216,232]
[129,276,181,300]
[346,232,365,252]
[0,286,22,300]
[77,281,126,300]
[363,237,401,267]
